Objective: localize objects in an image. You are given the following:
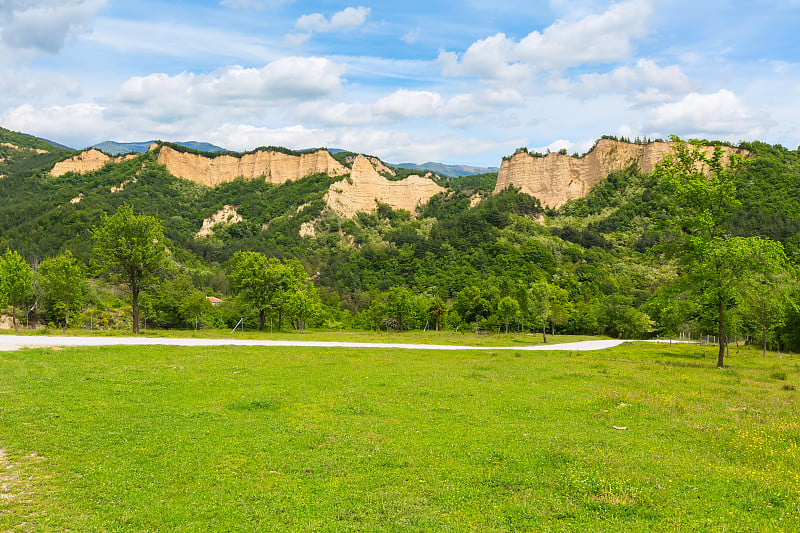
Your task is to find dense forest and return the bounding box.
[2,126,799,353]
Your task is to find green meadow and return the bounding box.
[1,340,799,531]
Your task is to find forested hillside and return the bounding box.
[1,128,799,352]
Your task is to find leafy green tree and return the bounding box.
[645,286,691,342]
[654,137,789,367]
[739,273,795,356]
[497,296,520,333]
[38,251,86,333]
[283,257,321,332]
[386,286,415,331]
[528,281,556,342]
[428,295,447,331]
[92,205,168,334]
[229,251,279,330]
[0,250,33,331]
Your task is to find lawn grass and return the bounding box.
[1,341,798,531]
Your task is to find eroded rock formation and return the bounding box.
[50,149,136,177]
[197,205,243,237]
[1,142,48,154]
[494,139,749,208]
[324,155,446,218]
[155,145,348,186]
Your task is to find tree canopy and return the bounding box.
[92,204,168,333]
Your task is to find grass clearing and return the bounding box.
[1,341,799,531]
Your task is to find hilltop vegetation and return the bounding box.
[1,128,799,353]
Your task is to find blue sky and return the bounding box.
[1,0,799,166]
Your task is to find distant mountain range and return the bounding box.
[393,162,499,177]
[92,140,226,155]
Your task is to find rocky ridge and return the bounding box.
[155,145,348,186]
[324,155,446,218]
[50,149,136,177]
[494,139,749,208]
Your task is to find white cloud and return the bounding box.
[517,0,651,69]
[0,102,108,146]
[373,90,444,119]
[401,28,421,45]
[0,0,106,56]
[531,138,597,156]
[440,0,652,79]
[553,59,691,101]
[286,6,369,47]
[296,6,370,32]
[117,57,345,109]
[647,89,768,140]
[298,87,526,127]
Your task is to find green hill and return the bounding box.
[2,126,799,350]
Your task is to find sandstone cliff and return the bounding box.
[155,145,348,186]
[324,155,446,218]
[50,149,137,177]
[494,139,749,208]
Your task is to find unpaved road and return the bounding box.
[0,335,626,352]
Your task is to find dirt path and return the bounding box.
[0,335,626,352]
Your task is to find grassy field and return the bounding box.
[1,340,798,531]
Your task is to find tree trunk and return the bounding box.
[542,320,547,343]
[11,302,17,332]
[63,295,70,334]
[763,327,767,357]
[717,301,725,368]
[258,309,265,330]
[132,287,140,334]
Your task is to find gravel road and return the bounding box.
[0,335,626,352]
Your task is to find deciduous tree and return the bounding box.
[92,205,167,334]
[38,251,86,333]
[654,137,789,367]
[0,250,33,332]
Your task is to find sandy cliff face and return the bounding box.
[197,205,243,237]
[155,146,348,186]
[494,139,749,208]
[50,149,137,177]
[1,142,48,154]
[324,156,446,218]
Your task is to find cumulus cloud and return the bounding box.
[0,0,106,56]
[531,138,597,156]
[647,89,768,139]
[296,6,370,32]
[285,6,369,46]
[0,102,108,145]
[299,87,525,127]
[439,0,652,79]
[116,57,345,109]
[553,59,691,102]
